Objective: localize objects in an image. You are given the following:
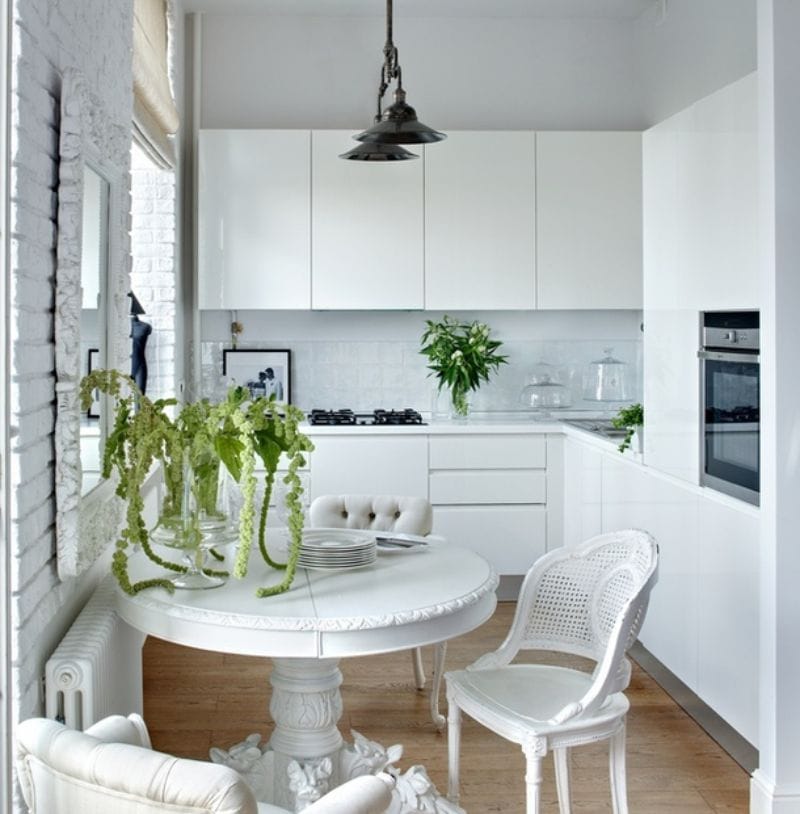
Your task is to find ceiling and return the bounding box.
[179,0,659,19]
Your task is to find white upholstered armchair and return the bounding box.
[309,494,448,729]
[16,714,393,814]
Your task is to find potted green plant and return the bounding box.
[80,369,314,597]
[611,402,644,454]
[420,315,508,418]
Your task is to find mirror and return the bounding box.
[55,69,131,579]
[79,165,109,495]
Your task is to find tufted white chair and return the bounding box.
[309,494,448,730]
[16,714,393,814]
[445,529,659,814]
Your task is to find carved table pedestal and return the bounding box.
[117,539,498,813]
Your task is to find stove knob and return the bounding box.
[725,330,738,343]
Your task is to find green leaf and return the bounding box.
[215,434,245,482]
[253,430,283,472]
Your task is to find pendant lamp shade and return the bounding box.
[339,0,444,159]
[355,89,446,145]
[339,141,419,161]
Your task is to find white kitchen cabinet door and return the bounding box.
[696,499,759,746]
[197,130,311,309]
[311,131,424,310]
[536,131,642,310]
[424,132,536,310]
[679,73,758,310]
[642,73,757,484]
[429,434,546,470]
[561,437,602,549]
[308,435,428,500]
[429,470,546,505]
[601,455,700,693]
[432,505,547,575]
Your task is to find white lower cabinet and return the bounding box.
[696,499,759,745]
[601,454,700,693]
[308,435,428,500]
[432,506,546,576]
[429,433,556,577]
[562,437,603,548]
[570,442,759,746]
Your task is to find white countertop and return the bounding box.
[304,411,600,435]
[301,412,634,455]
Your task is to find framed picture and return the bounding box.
[223,348,291,404]
[87,348,101,418]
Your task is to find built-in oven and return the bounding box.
[698,311,759,505]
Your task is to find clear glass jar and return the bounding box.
[520,362,572,412]
[582,348,631,402]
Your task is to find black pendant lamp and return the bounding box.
[339,140,419,161]
[340,0,444,161]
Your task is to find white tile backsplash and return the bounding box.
[200,336,642,413]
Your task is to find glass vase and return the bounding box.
[449,390,472,421]
[151,451,237,589]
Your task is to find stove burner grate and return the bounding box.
[308,408,426,426]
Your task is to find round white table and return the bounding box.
[116,539,498,812]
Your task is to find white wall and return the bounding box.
[200,13,644,130]
[9,2,133,807]
[130,142,177,402]
[634,0,757,126]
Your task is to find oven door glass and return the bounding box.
[703,358,760,498]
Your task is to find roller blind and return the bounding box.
[133,0,179,168]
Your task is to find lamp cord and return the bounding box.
[375,0,402,119]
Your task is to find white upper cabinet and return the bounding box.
[197,130,311,309]
[424,131,536,310]
[642,73,758,484]
[536,131,642,310]
[678,73,759,310]
[311,130,424,310]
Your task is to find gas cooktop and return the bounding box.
[308,409,426,427]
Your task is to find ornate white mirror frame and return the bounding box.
[55,68,131,579]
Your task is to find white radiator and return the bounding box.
[45,578,145,729]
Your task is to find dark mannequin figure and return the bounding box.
[131,316,152,394]
[128,291,152,395]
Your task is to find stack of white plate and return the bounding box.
[298,528,377,571]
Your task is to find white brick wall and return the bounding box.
[9,3,134,808]
[130,141,177,401]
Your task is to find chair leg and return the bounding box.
[554,747,572,814]
[447,701,462,804]
[430,642,448,731]
[523,748,544,814]
[609,723,629,814]
[411,647,426,689]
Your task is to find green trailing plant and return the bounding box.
[420,316,508,416]
[611,402,644,453]
[80,370,314,597]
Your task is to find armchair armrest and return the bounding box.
[17,718,259,814]
[304,774,393,814]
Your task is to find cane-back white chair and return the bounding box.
[445,529,659,814]
[309,494,448,729]
[16,714,393,814]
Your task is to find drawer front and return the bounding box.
[309,436,429,499]
[433,505,547,575]
[429,434,546,470]
[429,470,546,505]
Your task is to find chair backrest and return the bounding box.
[490,529,658,721]
[309,494,433,536]
[16,716,259,814]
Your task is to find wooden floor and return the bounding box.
[143,602,749,813]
